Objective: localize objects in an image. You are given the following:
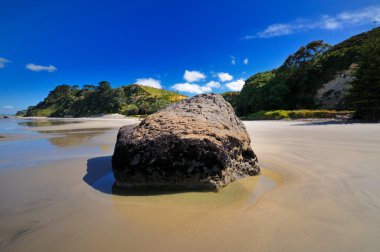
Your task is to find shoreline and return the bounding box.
[12,115,141,121]
[2,114,360,122]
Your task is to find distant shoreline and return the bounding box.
[4,113,142,121]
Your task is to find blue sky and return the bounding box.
[1,0,379,114]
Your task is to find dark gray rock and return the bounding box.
[112,94,260,190]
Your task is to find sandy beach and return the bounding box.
[0,118,380,252]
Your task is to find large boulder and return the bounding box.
[112,94,260,190]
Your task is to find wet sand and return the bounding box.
[0,119,380,251]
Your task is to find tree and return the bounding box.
[346,38,380,121]
[48,84,71,99]
[97,81,111,93]
[237,71,275,115]
[284,40,331,69]
[221,91,240,110]
[83,84,96,91]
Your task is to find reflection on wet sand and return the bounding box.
[37,128,112,134]
[0,134,25,142]
[18,120,81,127]
[20,120,113,148]
[40,128,112,148]
[0,120,123,170]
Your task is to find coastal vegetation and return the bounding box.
[344,32,380,121]
[221,91,240,109]
[231,27,380,121]
[23,82,186,117]
[243,110,353,120]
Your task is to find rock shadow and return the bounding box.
[84,156,215,196]
[84,156,114,194]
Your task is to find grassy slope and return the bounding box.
[137,85,187,102]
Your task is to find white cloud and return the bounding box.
[183,70,206,83]
[256,24,294,38]
[230,55,236,65]
[26,63,57,72]
[0,58,10,69]
[338,7,380,23]
[218,72,233,82]
[2,105,13,109]
[135,77,162,89]
[244,5,380,39]
[243,58,249,65]
[171,83,212,94]
[206,81,221,88]
[225,79,245,91]
[321,16,341,30]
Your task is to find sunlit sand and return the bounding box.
[0,119,379,251]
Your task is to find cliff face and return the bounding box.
[314,64,357,109]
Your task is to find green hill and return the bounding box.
[234,27,380,120]
[24,82,187,117]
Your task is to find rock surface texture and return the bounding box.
[112,94,260,190]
